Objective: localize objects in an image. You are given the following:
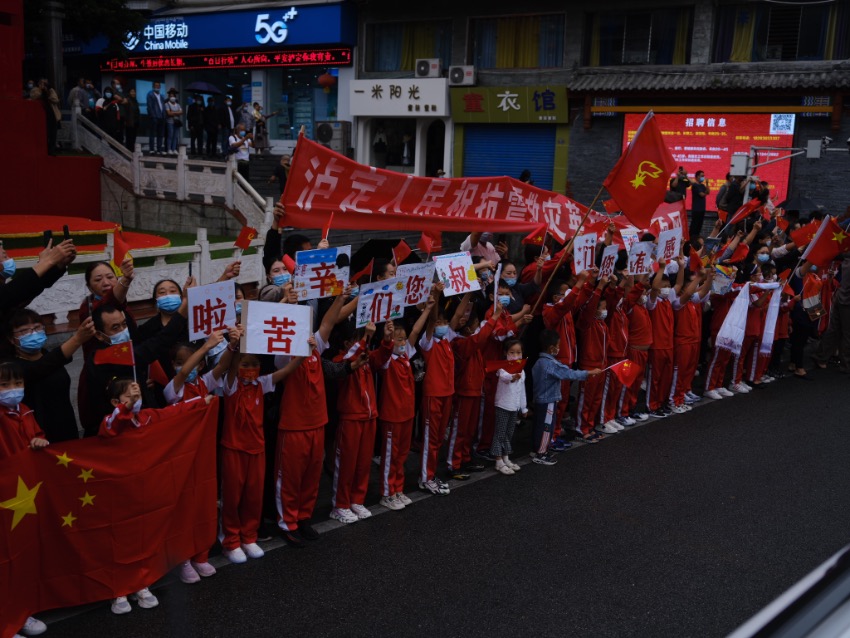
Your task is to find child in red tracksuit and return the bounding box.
[646,258,680,418]
[275,292,350,547]
[599,280,627,433]
[330,321,393,525]
[542,270,592,446]
[575,276,611,442]
[670,269,711,411]
[733,273,770,392]
[620,278,652,422]
[704,285,740,398]
[377,299,434,511]
[419,286,466,496]
[449,300,498,480]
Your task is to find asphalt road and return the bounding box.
[44,368,850,638]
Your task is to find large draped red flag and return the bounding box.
[603,112,677,230]
[802,217,850,267]
[0,399,219,638]
[281,135,602,243]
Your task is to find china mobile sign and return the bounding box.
[115,3,355,54]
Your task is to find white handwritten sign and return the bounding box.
[598,245,619,280]
[187,280,237,341]
[293,245,351,300]
[433,251,480,297]
[628,241,654,275]
[396,262,435,307]
[240,301,312,357]
[573,232,598,274]
[355,278,406,328]
[655,227,683,261]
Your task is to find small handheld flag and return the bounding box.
[484,359,527,375]
[234,226,258,250]
[94,342,135,367]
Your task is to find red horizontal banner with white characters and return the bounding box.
[281,136,609,243]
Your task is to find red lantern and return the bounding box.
[317,72,336,93]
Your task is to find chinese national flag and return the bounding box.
[392,240,412,265]
[351,258,374,283]
[234,226,258,250]
[148,360,170,387]
[775,215,789,232]
[802,217,850,267]
[608,359,641,387]
[0,400,219,638]
[283,254,297,274]
[93,342,135,366]
[791,220,822,248]
[418,231,440,254]
[109,230,131,277]
[484,359,527,375]
[727,198,763,227]
[322,212,334,241]
[603,199,621,214]
[689,250,703,273]
[602,112,677,230]
[522,223,548,246]
[724,243,750,264]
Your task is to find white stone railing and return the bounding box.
[66,107,271,230]
[19,228,266,326]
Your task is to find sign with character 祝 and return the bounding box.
[573,232,598,274]
[187,280,237,340]
[598,245,619,280]
[655,227,683,261]
[433,252,480,297]
[293,245,351,300]
[396,262,436,307]
[356,278,406,328]
[628,242,655,275]
[240,301,313,357]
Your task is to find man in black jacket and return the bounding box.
[218,96,237,156]
[203,96,219,157]
[0,239,76,325]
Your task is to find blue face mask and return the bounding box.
[0,388,24,408]
[176,366,199,384]
[749,183,756,191]
[434,325,449,339]
[239,131,247,138]
[479,271,491,283]
[235,302,243,315]
[503,277,517,287]
[207,339,228,365]
[757,253,769,264]
[156,294,182,313]
[272,273,291,287]
[498,295,511,306]
[1,258,16,278]
[350,287,360,297]
[810,265,818,273]
[18,330,47,354]
[110,328,131,345]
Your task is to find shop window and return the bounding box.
[267,69,338,141]
[471,14,565,69]
[583,8,692,66]
[365,20,452,72]
[713,2,850,62]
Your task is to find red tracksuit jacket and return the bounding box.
[577,289,608,369]
[604,286,628,358]
[0,404,45,459]
[624,283,653,348]
[453,320,495,397]
[542,282,592,366]
[334,339,392,419]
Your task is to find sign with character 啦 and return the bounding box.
[433,252,480,297]
[293,245,351,300]
[240,301,312,357]
[356,278,406,328]
[187,281,237,340]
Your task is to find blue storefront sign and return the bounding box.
[79,2,356,55]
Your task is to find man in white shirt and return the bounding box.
[229,123,253,181]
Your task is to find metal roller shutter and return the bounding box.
[462,124,556,191]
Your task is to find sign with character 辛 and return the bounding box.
[292,245,351,300]
[187,280,237,341]
[396,262,436,307]
[356,278,406,328]
[240,301,313,357]
[433,252,480,297]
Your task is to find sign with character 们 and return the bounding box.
[240,301,313,357]
[356,278,406,328]
[433,252,480,297]
[293,245,351,301]
[187,281,237,341]
[396,262,436,307]
[573,232,598,274]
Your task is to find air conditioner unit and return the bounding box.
[448,65,476,86]
[415,58,442,78]
[315,121,351,155]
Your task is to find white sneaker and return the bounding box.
[20,617,47,636]
[178,560,200,584]
[704,389,723,400]
[223,547,247,564]
[191,561,216,577]
[730,383,750,394]
[507,459,520,471]
[618,415,636,426]
[495,461,515,475]
[597,422,619,434]
[350,503,372,520]
[330,507,359,524]
[685,391,701,402]
[380,494,404,510]
[241,542,265,559]
[669,404,689,414]
[761,375,775,383]
[131,587,159,609]
[111,596,131,615]
[396,492,413,506]
[718,387,734,397]
[741,382,753,391]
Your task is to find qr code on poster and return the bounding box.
[770,113,795,135]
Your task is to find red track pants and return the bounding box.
[647,348,674,411]
[735,336,760,384]
[220,447,264,550]
[705,347,732,391]
[621,347,649,417]
[378,418,413,497]
[671,343,700,406]
[420,395,452,482]
[448,395,481,471]
[275,426,323,532]
[332,418,376,510]
[601,355,624,423]
[576,372,605,435]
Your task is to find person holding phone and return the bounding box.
[460,232,506,264]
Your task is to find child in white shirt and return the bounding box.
[491,339,527,475]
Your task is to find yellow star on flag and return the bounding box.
[0,477,42,531]
[78,468,95,483]
[79,492,96,507]
[55,451,73,468]
[630,174,647,189]
[61,512,77,528]
[833,230,848,244]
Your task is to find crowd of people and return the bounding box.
[2,193,848,636]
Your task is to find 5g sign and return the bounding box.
[254,7,298,44]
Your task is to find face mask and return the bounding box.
[639,295,648,305]
[597,310,608,320]
[498,295,511,306]
[757,253,769,264]
[350,287,360,297]
[243,106,248,112]
[660,287,672,297]
[154,88,160,94]
[170,97,177,103]
[114,84,122,92]
[226,100,231,106]
[811,265,818,273]
[235,302,243,315]
[0,388,25,408]
[698,176,705,183]
[479,271,491,283]
[18,330,47,354]
[434,325,449,339]
[503,278,517,287]
[1,258,16,278]
[239,131,247,138]
[132,399,142,413]
[239,369,259,384]
[110,328,130,345]
[272,272,291,287]
[506,353,521,361]
[156,294,181,313]
[393,345,406,356]
[544,254,552,261]
[749,183,756,191]
[104,92,113,100]
[207,339,228,364]
[176,367,199,384]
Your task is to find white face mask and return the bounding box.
[506,353,522,361]
[639,295,648,306]
[660,287,672,297]
[597,310,608,320]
